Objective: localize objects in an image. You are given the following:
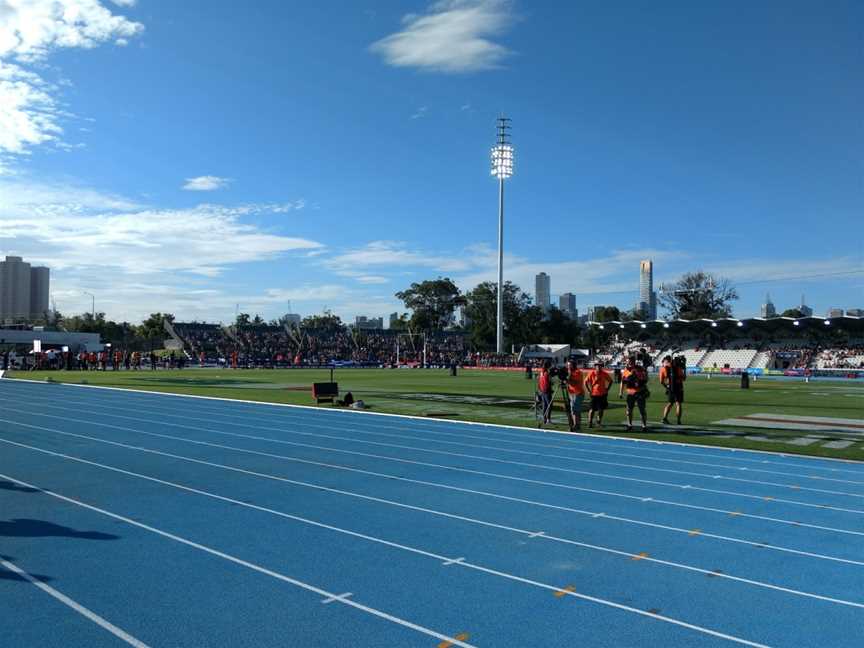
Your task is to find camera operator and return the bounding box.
[585,360,613,428]
[565,359,585,432]
[619,354,650,432]
[537,361,554,425]
[660,355,686,425]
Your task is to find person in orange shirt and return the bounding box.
[537,362,553,425]
[619,355,650,432]
[659,355,686,425]
[565,359,584,432]
[584,360,613,428]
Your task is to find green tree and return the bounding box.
[781,308,804,318]
[389,313,410,331]
[395,278,465,331]
[234,313,251,327]
[591,306,621,322]
[658,271,738,320]
[464,281,536,350]
[537,306,581,344]
[301,311,343,329]
[139,313,174,338]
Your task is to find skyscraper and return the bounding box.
[0,256,50,322]
[638,260,656,319]
[799,295,813,317]
[761,293,777,318]
[535,272,550,311]
[559,292,576,318]
[30,266,50,320]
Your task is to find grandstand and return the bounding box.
[590,315,864,373]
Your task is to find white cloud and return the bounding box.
[182,175,232,191]
[0,0,143,167]
[325,240,474,276]
[370,0,515,73]
[410,106,427,119]
[110,0,137,7]
[355,275,389,284]
[0,179,323,279]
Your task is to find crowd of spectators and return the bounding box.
[172,323,469,368]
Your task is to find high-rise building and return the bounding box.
[760,293,776,318]
[355,315,384,330]
[535,272,550,311]
[559,292,576,318]
[799,295,813,317]
[827,308,844,318]
[389,312,399,328]
[847,308,863,317]
[638,260,656,319]
[0,256,49,322]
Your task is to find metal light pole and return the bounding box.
[490,117,514,354]
[83,291,95,319]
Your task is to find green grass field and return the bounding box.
[6,368,864,461]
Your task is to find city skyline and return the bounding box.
[0,1,860,324]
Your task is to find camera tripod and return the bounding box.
[533,379,573,429]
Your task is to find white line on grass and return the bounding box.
[0,557,152,648]
[6,377,862,469]
[16,389,863,487]
[0,447,781,647]
[6,404,863,519]
[0,471,475,648]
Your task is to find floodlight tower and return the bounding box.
[491,117,514,354]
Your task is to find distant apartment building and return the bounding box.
[389,312,399,328]
[827,308,844,318]
[0,256,50,322]
[847,308,863,317]
[559,292,577,318]
[535,272,550,311]
[282,313,301,326]
[355,315,384,330]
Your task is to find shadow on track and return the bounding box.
[0,519,119,541]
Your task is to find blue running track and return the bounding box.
[1,378,863,647]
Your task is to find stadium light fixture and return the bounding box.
[824,320,831,325]
[640,323,647,329]
[711,322,718,327]
[491,116,513,354]
[663,323,670,328]
[736,321,743,327]
[793,320,800,326]
[619,324,625,330]
[598,324,605,330]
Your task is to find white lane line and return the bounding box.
[321,593,353,604]
[14,393,864,496]
[0,458,775,646]
[6,424,864,592]
[5,418,864,569]
[0,557,152,648]
[7,437,864,620]
[0,471,475,648]
[6,377,861,472]
[21,388,862,486]
[6,404,862,519]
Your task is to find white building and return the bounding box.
[638,260,656,319]
[535,272,550,311]
[355,315,384,330]
[559,292,577,318]
[0,256,50,322]
[760,293,777,318]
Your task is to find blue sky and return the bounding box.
[0,0,861,323]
